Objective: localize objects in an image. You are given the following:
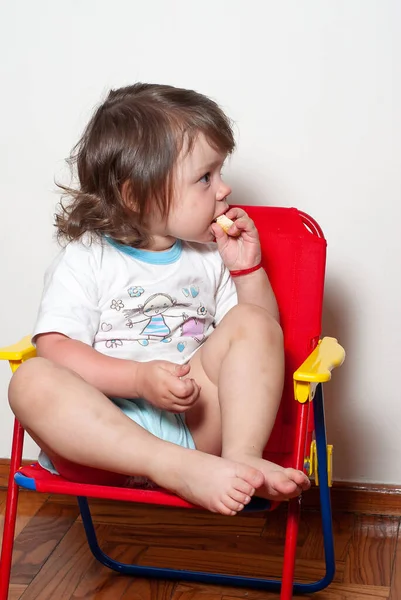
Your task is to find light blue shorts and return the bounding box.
[110,397,196,450]
[39,397,195,476]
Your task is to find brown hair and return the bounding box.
[56,83,235,247]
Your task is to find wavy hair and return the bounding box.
[56,83,235,247]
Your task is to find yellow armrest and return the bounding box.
[293,337,345,403]
[294,337,345,383]
[0,335,36,362]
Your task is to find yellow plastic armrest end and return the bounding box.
[294,337,345,384]
[0,335,36,362]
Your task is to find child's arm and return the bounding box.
[37,333,141,398]
[212,208,279,321]
[232,268,279,322]
[36,332,200,411]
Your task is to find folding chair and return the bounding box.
[0,205,345,600]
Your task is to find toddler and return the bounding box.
[9,83,310,515]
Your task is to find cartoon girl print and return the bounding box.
[123,293,190,346]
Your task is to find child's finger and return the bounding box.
[182,379,200,402]
[174,363,191,377]
[169,374,197,399]
[212,221,240,240]
[182,382,200,405]
[211,222,228,240]
[229,217,257,238]
[225,207,247,221]
[169,384,200,412]
[161,362,190,379]
[232,215,256,230]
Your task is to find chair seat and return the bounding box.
[0,207,338,600]
[15,462,272,511]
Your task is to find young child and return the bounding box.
[9,83,310,516]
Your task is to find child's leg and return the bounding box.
[8,358,264,515]
[185,303,310,501]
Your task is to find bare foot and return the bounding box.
[223,453,310,501]
[148,447,265,516]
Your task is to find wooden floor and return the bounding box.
[1,489,401,599]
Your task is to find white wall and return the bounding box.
[1,0,400,484]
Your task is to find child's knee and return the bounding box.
[226,304,283,345]
[8,357,57,416]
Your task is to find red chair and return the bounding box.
[0,206,345,600]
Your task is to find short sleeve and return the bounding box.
[214,261,238,325]
[32,241,101,346]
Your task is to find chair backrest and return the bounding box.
[237,206,327,462]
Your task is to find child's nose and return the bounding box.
[217,181,232,201]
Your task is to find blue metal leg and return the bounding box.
[298,383,336,593]
[78,495,286,590]
[77,387,335,593]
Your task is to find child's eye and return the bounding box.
[199,172,211,184]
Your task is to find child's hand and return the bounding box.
[134,360,200,413]
[211,207,261,272]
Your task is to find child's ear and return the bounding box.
[121,180,139,212]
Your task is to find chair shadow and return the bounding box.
[321,275,355,481]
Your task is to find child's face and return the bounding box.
[147,134,232,250]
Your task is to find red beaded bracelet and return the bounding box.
[229,263,263,277]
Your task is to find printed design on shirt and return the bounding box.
[105,339,123,349]
[110,299,124,311]
[180,304,208,344]
[197,304,207,317]
[128,286,144,298]
[101,322,113,332]
[123,292,191,347]
[182,285,199,298]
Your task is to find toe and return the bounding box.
[229,488,252,505]
[222,495,245,513]
[216,500,240,516]
[236,464,264,488]
[269,472,301,496]
[233,479,256,497]
[287,469,310,488]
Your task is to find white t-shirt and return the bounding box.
[33,236,238,364]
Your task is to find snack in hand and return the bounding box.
[216,214,234,233]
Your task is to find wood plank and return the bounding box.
[300,511,355,561]
[0,459,31,489]
[105,524,288,557]
[7,584,28,600]
[261,502,309,547]
[136,545,344,582]
[10,497,80,585]
[173,582,390,600]
[343,514,399,586]
[47,493,83,506]
[0,490,48,540]
[71,542,176,600]
[389,530,401,600]
[260,506,355,562]
[96,518,346,577]
[304,482,401,516]
[225,584,391,599]
[119,579,176,600]
[13,523,106,600]
[81,500,266,536]
[175,590,224,600]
